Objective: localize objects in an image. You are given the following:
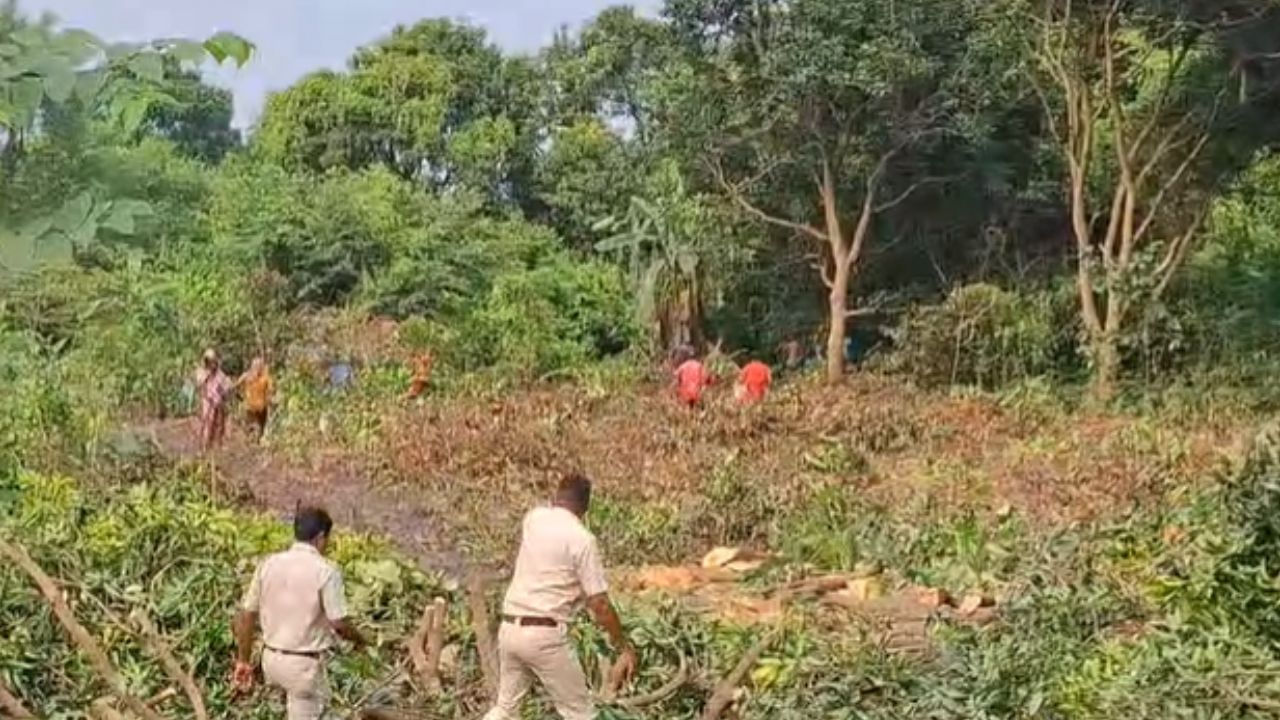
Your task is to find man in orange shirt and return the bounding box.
[402,351,434,401]
[237,356,274,443]
[736,360,772,405]
[672,346,712,407]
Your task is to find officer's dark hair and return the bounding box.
[294,506,334,542]
[555,473,592,516]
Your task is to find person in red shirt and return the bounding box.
[736,360,773,405]
[672,346,712,407]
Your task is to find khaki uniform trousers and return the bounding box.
[262,649,330,720]
[482,622,593,720]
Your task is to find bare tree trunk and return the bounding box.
[826,258,850,384]
[1091,333,1120,402]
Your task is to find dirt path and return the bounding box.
[139,418,468,578]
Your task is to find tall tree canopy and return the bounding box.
[663,0,1021,382]
[254,19,541,206]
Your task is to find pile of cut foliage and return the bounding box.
[8,424,1280,718]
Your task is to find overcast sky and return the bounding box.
[22,0,658,128]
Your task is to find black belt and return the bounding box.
[265,646,323,659]
[502,615,558,627]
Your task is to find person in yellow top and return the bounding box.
[237,356,275,443]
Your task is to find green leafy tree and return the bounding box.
[665,0,1014,383]
[0,5,252,274]
[1024,0,1280,399]
[255,19,540,205]
[536,118,638,248]
[138,58,240,163]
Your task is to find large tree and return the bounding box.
[255,19,541,206]
[1025,0,1280,398]
[664,0,1014,382]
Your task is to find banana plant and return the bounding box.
[594,171,711,352]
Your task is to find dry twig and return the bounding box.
[88,697,129,720]
[0,538,165,720]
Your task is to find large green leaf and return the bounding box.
[42,64,76,102]
[11,28,46,48]
[203,32,254,67]
[10,76,43,119]
[594,232,639,254]
[117,94,152,134]
[32,231,74,266]
[101,199,153,236]
[128,52,165,83]
[51,192,95,234]
[73,68,106,103]
[636,258,664,325]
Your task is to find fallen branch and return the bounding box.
[0,538,166,720]
[131,609,208,720]
[0,677,34,719]
[699,630,779,720]
[616,654,690,710]
[408,597,448,694]
[466,576,499,697]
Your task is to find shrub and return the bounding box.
[463,260,637,377]
[886,283,1078,389]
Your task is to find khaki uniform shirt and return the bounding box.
[502,506,609,624]
[241,543,347,653]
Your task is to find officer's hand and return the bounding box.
[231,659,255,695]
[608,646,638,691]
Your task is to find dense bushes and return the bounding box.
[885,283,1079,389]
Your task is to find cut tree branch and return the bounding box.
[0,537,166,720]
[131,609,208,720]
[700,630,779,720]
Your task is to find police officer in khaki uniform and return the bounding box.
[483,473,637,720]
[232,507,366,720]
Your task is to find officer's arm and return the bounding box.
[578,538,633,655]
[585,593,630,652]
[234,563,264,664]
[322,569,367,649]
[233,609,258,664]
